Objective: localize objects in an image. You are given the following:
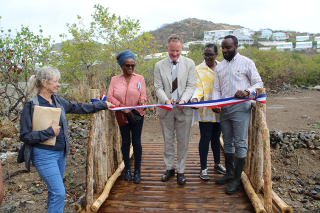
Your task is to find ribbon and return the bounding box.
[110,93,266,111]
[90,94,107,103]
[110,104,174,111]
[100,94,107,101]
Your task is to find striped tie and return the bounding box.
[171,61,178,101]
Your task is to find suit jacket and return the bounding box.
[154,56,196,118]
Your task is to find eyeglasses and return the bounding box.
[125,64,135,68]
[202,53,217,58]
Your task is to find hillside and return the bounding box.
[150,18,243,49]
[53,18,244,51]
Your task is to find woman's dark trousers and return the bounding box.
[120,116,144,171]
[198,122,222,169]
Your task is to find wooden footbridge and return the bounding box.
[76,89,292,213]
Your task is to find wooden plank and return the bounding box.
[97,142,254,212]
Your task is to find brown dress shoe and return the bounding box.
[177,173,186,185]
[161,169,175,182]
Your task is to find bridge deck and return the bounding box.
[97,142,254,212]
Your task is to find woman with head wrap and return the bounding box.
[18,67,114,213]
[107,50,147,183]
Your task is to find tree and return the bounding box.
[53,4,159,94]
[0,25,54,120]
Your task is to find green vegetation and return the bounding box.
[186,45,320,88]
[239,48,320,87]
[28,187,36,192]
[313,123,320,129]
[0,25,54,120]
[50,4,159,103]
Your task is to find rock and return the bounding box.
[272,175,281,181]
[26,201,35,205]
[298,189,304,194]
[314,85,320,91]
[0,205,16,212]
[293,180,300,185]
[309,179,316,185]
[310,190,318,195]
[298,179,306,187]
[300,199,308,203]
[315,174,320,181]
[285,175,292,180]
[283,159,291,165]
[33,189,43,195]
[288,145,294,151]
[315,186,320,193]
[277,187,283,194]
[285,153,294,158]
[275,143,280,150]
[282,145,290,153]
[290,188,298,193]
[310,150,316,155]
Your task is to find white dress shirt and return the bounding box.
[212,53,263,100]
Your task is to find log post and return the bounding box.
[86,113,96,212]
[85,89,100,212]
[249,105,256,184]
[245,101,256,175]
[106,110,114,178]
[93,110,108,194]
[256,88,272,213]
[252,89,264,193]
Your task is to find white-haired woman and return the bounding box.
[18,66,114,213]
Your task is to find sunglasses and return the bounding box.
[202,53,217,58]
[125,64,135,68]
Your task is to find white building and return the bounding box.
[204,30,235,41]
[317,43,320,49]
[295,41,313,50]
[272,32,288,41]
[238,37,254,45]
[276,42,293,51]
[183,41,207,49]
[314,37,320,42]
[260,29,272,39]
[203,28,254,42]
[296,36,309,41]
[259,47,272,51]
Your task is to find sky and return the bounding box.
[1,0,319,43]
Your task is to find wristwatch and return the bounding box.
[245,89,250,96]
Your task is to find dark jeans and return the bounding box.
[198,122,222,169]
[120,116,144,171]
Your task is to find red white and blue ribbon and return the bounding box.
[110,104,174,111]
[100,94,107,101]
[90,94,107,103]
[109,93,266,111]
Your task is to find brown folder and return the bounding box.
[32,105,61,146]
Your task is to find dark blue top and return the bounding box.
[18,94,109,170]
[33,94,65,151]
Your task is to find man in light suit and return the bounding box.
[154,34,196,185]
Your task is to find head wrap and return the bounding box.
[116,50,135,67]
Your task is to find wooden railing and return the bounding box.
[75,89,133,212]
[241,88,292,213]
[76,88,292,213]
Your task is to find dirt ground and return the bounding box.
[1,89,320,212]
